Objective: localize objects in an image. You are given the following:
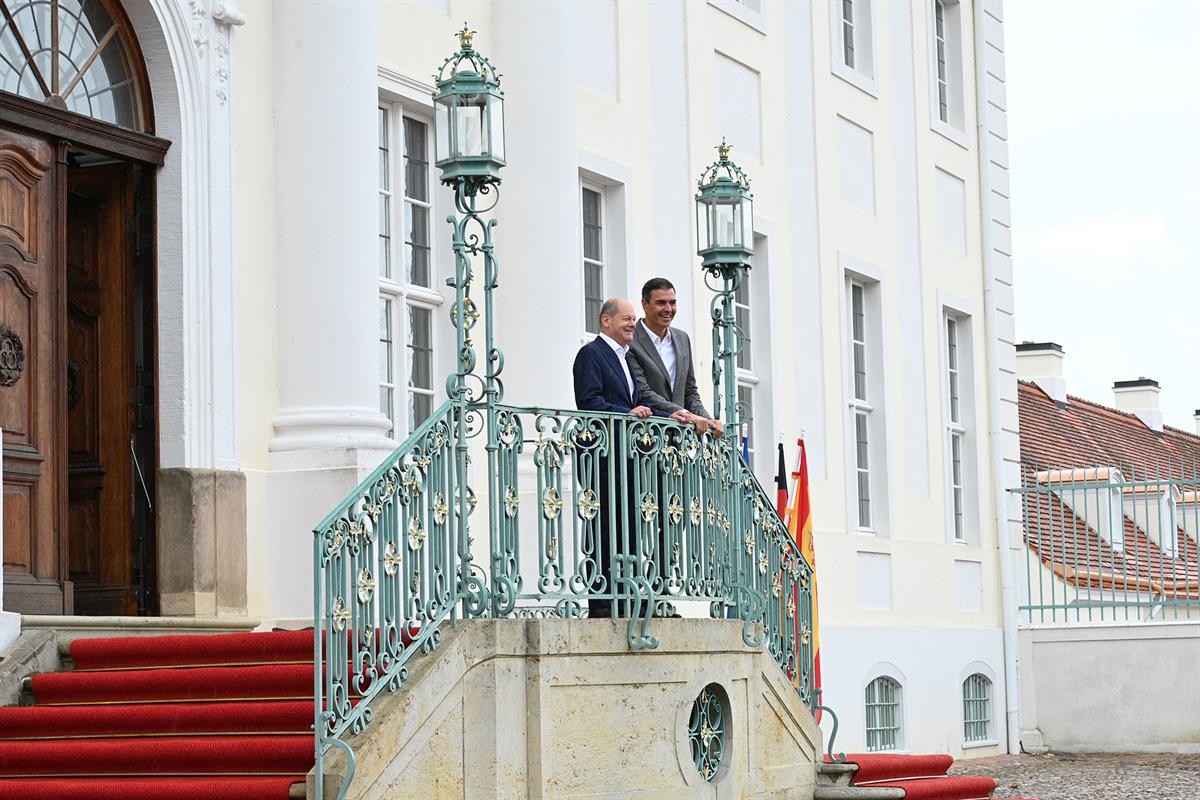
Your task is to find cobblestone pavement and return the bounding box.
[950,752,1200,800]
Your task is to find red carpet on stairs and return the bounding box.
[0,629,323,800]
[830,753,1040,800]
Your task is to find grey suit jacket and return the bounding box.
[627,321,711,419]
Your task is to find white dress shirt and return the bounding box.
[640,320,677,389]
[598,332,635,399]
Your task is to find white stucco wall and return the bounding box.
[1019,623,1200,753]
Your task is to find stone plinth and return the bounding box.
[318,618,820,799]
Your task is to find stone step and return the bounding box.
[817,761,859,786]
[814,786,906,800]
[21,615,260,656]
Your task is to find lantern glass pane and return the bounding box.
[435,101,450,162]
[743,197,755,251]
[696,198,708,251]
[712,200,737,248]
[455,95,486,157]
[488,95,505,160]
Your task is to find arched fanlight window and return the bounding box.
[0,0,148,131]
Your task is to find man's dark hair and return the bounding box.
[641,277,675,303]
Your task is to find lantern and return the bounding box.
[433,25,506,186]
[695,140,754,270]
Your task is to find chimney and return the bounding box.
[1113,378,1162,432]
[1194,409,1200,436]
[1016,342,1066,404]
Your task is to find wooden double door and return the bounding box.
[0,125,157,616]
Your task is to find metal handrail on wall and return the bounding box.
[1014,468,1200,625]
[311,402,817,798]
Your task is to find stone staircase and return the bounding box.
[816,753,1039,800]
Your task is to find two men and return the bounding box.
[571,284,719,618]
[572,298,674,618]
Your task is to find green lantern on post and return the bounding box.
[695,140,753,271]
[433,24,506,190]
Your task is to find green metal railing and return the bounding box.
[311,405,816,797]
[1014,466,1200,624]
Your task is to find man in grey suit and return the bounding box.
[628,278,724,438]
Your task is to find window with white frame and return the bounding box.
[930,0,965,133]
[582,183,605,335]
[736,272,755,463]
[962,673,992,742]
[947,317,966,541]
[942,309,977,543]
[835,0,874,83]
[379,103,442,438]
[865,676,901,751]
[736,236,774,478]
[849,282,872,530]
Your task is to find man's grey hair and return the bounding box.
[599,297,624,324]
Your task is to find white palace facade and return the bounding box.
[0,0,1023,759]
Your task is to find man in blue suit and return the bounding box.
[573,298,686,617]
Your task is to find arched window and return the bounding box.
[962,672,992,742]
[0,0,149,130]
[864,676,902,751]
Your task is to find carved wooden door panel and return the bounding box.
[66,163,136,616]
[0,129,65,614]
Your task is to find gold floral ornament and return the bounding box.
[640,492,659,523]
[362,623,375,647]
[758,552,769,575]
[575,426,596,443]
[503,486,519,519]
[744,529,755,556]
[668,494,684,525]
[690,497,702,526]
[578,488,600,521]
[542,487,564,520]
[706,499,718,526]
[433,493,449,525]
[332,596,350,632]
[381,480,396,500]
[771,572,782,598]
[546,533,559,561]
[800,622,811,646]
[408,517,427,551]
[536,437,563,468]
[638,429,654,448]
[787,593,796,619]
[357,568,377,604]
[456,486,477,516]
[402,466,420,496]
[383,542,403,576]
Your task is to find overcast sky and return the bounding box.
[1005,0,1200,432]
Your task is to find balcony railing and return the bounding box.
[312,400,816,797]
[1014,466,1200,624]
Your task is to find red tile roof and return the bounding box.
[1017,381,1200,600]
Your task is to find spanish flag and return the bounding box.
[786,438,821,721]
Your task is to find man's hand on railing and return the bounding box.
[630,405,653,419]
[709,418,724,438]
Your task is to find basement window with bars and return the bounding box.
[864,676,901,751]
[962,673,992,742]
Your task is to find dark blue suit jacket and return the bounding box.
[573,336,667,416]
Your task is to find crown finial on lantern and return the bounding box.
[716,139,731,160]
[456,23,476,49]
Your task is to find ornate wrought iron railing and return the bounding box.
[312,403,816,798]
